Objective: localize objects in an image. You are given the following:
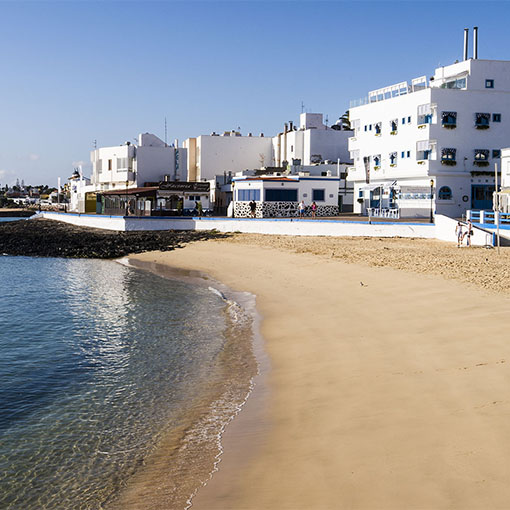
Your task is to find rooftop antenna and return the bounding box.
[325,114,329,128]
[93,139,97,149]
[164,117,168,146]
[301,101,305,113]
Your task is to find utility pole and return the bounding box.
[495,162,500,253]
[164,117,168,146]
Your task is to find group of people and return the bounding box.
[247,200,319,219]
[298,200,318,218]
[455,220,474,247]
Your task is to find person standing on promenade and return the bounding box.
[177,197,183,216]
[249,199,256,218]
[311,201,317,219]
[196,200,203,217]
[455,221,464,247]
[298,200,306,219]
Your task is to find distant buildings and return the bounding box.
[348,28,510,219]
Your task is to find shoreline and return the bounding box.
[131,235,510,509]
[108,258,263,510]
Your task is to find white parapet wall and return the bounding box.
[435,214,494,247]
[37,211,494,245]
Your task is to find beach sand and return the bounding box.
[131,235,510,509]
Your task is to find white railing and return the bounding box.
[367,208,400,219]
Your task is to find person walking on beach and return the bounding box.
[464,220,473,247]
[249,199,257,218]
[311,201,317,219]
[298,200,306,219]
[455,221,464,247]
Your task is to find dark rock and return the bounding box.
[0,218,230,259]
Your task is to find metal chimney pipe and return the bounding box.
[473,26,478,59]
[463,28,469,60]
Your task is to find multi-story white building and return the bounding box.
[91,133,187,191]
[273,113,352,167]
[348,30,510,218]
[183,131,273,182]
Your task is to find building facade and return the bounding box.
[183,131,273,182]
[90,133,187,192]
[273,113,352,167]
[232,174,340,218]
[348,55,510,218]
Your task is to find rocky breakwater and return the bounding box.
[0,218,229,258]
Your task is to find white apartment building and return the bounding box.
[183,131,273,182]
[91,133,187,191]
[348,29,510,218]
[273,113,352,167]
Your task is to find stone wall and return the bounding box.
[234,201,339,218]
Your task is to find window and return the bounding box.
[486,79,494,89]
[364,125,367,132]
[389,152,397,165]
[369,124,372,131]
[108,159,113,171]
[291,145,294,152]
[390,119,398,133]
[441,78,466,89]
[402,117,406,124]
[493,113,501,122]
[237,189,260,201]
[475,112,490,128]
[374,122,382,134]
[441,147,457,165]
[438,186,452,200]
[373,154,381,167]
[312,189,325,201]
[265,188,298,202]
[401,151,405,158]
[441,111,457,128]
[407,151,411,158]
[408,116,411,123]
[97,159,103,173]
[493,149,501,158]
[474,149,489,161]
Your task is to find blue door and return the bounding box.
[471,185,494,210]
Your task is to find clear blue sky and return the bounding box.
[2,0,510,186]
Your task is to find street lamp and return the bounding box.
[125,179,129,216]
[429,179,434,223]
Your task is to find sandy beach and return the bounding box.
[131,235,510,509]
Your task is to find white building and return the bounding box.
[91,133,187,192]
[348,29,510,218]
[68,169,95,213]
[273,113,352,167]
[232,174,341,218]
[183,131,273,182]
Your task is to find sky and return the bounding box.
[2,0,510,186]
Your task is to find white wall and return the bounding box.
[194,135,273,181]
[38,211,496,247]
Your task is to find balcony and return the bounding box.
[441,159,457,166]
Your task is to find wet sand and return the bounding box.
[131,235,510,509]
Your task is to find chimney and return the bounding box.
[289,120,293,131]
[463,28,469,61]
[473,26,478,59]
[284,123,288,134]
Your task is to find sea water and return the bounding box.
[0,256,257,509]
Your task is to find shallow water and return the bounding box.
[0,256,256,509]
